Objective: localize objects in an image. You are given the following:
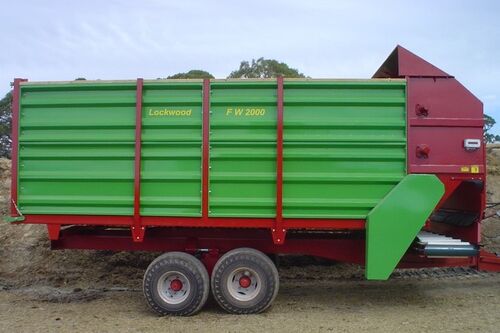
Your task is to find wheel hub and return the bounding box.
[170,279,183,292]
[227,267,262,302]
[239,276,252,288]
[157,271,191,305]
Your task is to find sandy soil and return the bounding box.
[0,154,499,332]
[1,275,499,333]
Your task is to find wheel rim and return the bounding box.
[157,271,191,305]
[226,267,262,302]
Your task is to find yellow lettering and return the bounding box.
[147,108,193,117]
[225,107,267,117]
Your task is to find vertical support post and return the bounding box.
[10,78,27,216]
[47,224,61,241]
[202,78,211,219]
[273,76,285,244]
[132,78,145,242]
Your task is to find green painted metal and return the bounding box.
[141,81,202,216]
[209,81,277,217]
[17,79,406,219]
[283,80,406,218]
[18,81,202,216]
[366,174,445,280]
[208,80,406,218]
[18,82,136,215]
[4,216,25,223]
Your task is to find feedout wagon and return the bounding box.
[7,46,500,315]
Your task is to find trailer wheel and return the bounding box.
[143,252,209,316]
[211,248,279,314]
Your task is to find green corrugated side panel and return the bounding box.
[18,81,204,217]
[18,82,136,215]
[283,80,406,218]
[366,174,444,280]
[141,81,203,217]
[207,79,405,218]
[209,81,277,217]
[17,79,406,219]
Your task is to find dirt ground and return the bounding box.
[0,153,499,332]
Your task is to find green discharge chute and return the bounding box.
[366,174,445,280]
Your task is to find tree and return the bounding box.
[0,90,12,158]
[167,70,214,79]
[484,114,500,143]
[228,58,305,78]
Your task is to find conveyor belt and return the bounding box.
[416,231,478,257]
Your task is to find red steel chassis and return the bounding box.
[10,46,500,273]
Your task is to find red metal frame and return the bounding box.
[273,76,285,244]
[202,78,210,219]
[51,227,366,265]
[132,78,144,242]
[478,250,500,272]
[10,78,27,216]
[23,214,364,230]
[50,226,494,271]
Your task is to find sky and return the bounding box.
[1,0,499,132]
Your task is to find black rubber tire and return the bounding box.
[211,248,279,314]
[143,252,209,316]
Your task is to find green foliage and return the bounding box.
[484,114,500,143]
[228,58,305,78]
[0,90,13,158]
[167,70,214,79]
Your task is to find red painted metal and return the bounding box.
[202,78,210,219]
[20,214,364,230]
[49,226,496,271]
[434,175,463,210]
[170,279,183,291]
[283,218,364,230]
[477,250,500,272]
[50,226,366,265]
[273,76,285,245]
[132,78,145,242]
[398,254,476,269]
[46,224,61,241]
[407,78,483,175]
[416,144,430,159]
[410,118,483,128]
[10,78,27,216]
[373,45,452,78]
[239,276,251,288]
[376,46,486,250]
[410,165,485,174]
[430,222,480,245]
